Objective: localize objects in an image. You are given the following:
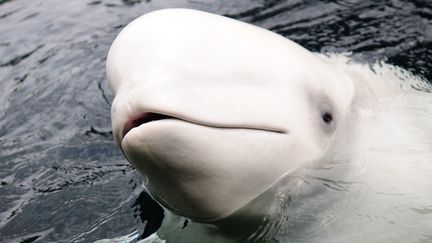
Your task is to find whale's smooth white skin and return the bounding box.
[107,8,354,222]
[107,8,432,243]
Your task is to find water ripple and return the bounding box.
[0,0,431,241]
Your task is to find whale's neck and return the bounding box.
[156,178,297,243]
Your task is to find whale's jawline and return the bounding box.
[122,112,174,139]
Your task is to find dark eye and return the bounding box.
[322,112,333,123]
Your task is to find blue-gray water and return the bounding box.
[0,0,431,242]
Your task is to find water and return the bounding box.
[0,0,431,242]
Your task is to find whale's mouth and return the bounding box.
[122,111,288,142]
[122,112,175,139]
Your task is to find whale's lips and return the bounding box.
[122,112,173,139]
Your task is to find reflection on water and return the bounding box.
[0,0,431,242]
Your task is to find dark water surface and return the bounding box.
[0,0,431,242]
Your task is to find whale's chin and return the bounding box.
[121,118,300,221]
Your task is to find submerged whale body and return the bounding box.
[106,9,432,243]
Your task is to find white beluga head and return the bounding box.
[106,9,355,224]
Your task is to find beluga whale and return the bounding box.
[106,8,432,243]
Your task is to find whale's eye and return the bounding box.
[322,112,333,123]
